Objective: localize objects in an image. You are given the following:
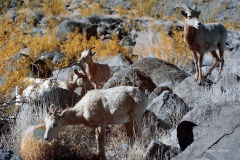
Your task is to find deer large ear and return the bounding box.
[60,110,68,119]
[197,11,201,16]
[91,52,96,57]
[74,69,87,78]
[46,104,53,116]
[192,4,196,10]
[180,10,188,18]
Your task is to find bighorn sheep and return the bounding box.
[44,86,148,160]
[80,47,111,89]
[174,4,228,85]
[61,69,93,91]
[23,69,93,101]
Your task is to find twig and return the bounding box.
[0,38,11,50]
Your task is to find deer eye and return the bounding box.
[53,124,57,127]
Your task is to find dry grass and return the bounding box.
[43,0,65,16]
[79,3,105,17]
[59,31,128,67]
[133,23,192,69]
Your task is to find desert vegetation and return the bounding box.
[0,0,239,159]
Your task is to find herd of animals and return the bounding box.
[42,4,228,159]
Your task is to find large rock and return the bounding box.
[103,67,156,95]
[38,87,81,109]
[148,86,171,104]
[146,89,191,149]
[174,73,240,108]
[174,100,240,160]
[144,140,181,160]
[55,19,87,40]
[147,90,190,130]
[100,54,133,67]
[131,57,188,89]
[40,51,65,64]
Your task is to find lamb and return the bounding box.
[174,4,228,85]
[80,47,111,89]
[22,69,93,102]
[44,86,148,160]
[60,69,93,91]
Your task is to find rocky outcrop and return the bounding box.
[144,140,181,160]
[38,87,81,109]
[103,67,156,95]
[174,73,240,109]
[174,100,240,160]
[147,90,190,130]
[131,57,189,89]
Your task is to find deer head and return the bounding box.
[80,47,96,64]
[174,4,202,29]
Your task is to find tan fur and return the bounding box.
[80,48,110,89]
[44,86,148,160]
[175,4,228,85]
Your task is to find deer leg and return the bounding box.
[93,83,97,89]
[124,120,134,144]
[96,125,106,160]
[204,50,219,78]
[197,53,204,85]
[132,116,141,138]
[215,48,224,81]
[125,115,141,145]
[192,52,199,82]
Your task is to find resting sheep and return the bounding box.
[22,69,93,102]
[174,4,228,85]
[44,86,148,160]
[80,47,111,89]
[61,69,93,91]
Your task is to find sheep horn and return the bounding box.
[89,47,95,52]
[47,104,55,114]
[174,4,191,14]
[192,4,196,10]
[53,108,58,116]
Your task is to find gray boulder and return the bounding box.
[103,67,156,95]
[174,73,240,109]
[174,100,240,160]
[99,53,132,73]
[0,149,20,160]
[148,86,171,104]
[55,19,86,40]
[40,51,65,64]
[144,140,181,160]
[147,90,190,130]
[173,75,207,109]
[38,87,81,109]
[131,57,188,89]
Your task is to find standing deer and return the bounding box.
[80,47,111,89]
[174,4,228,85]
[44,86,148,160]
